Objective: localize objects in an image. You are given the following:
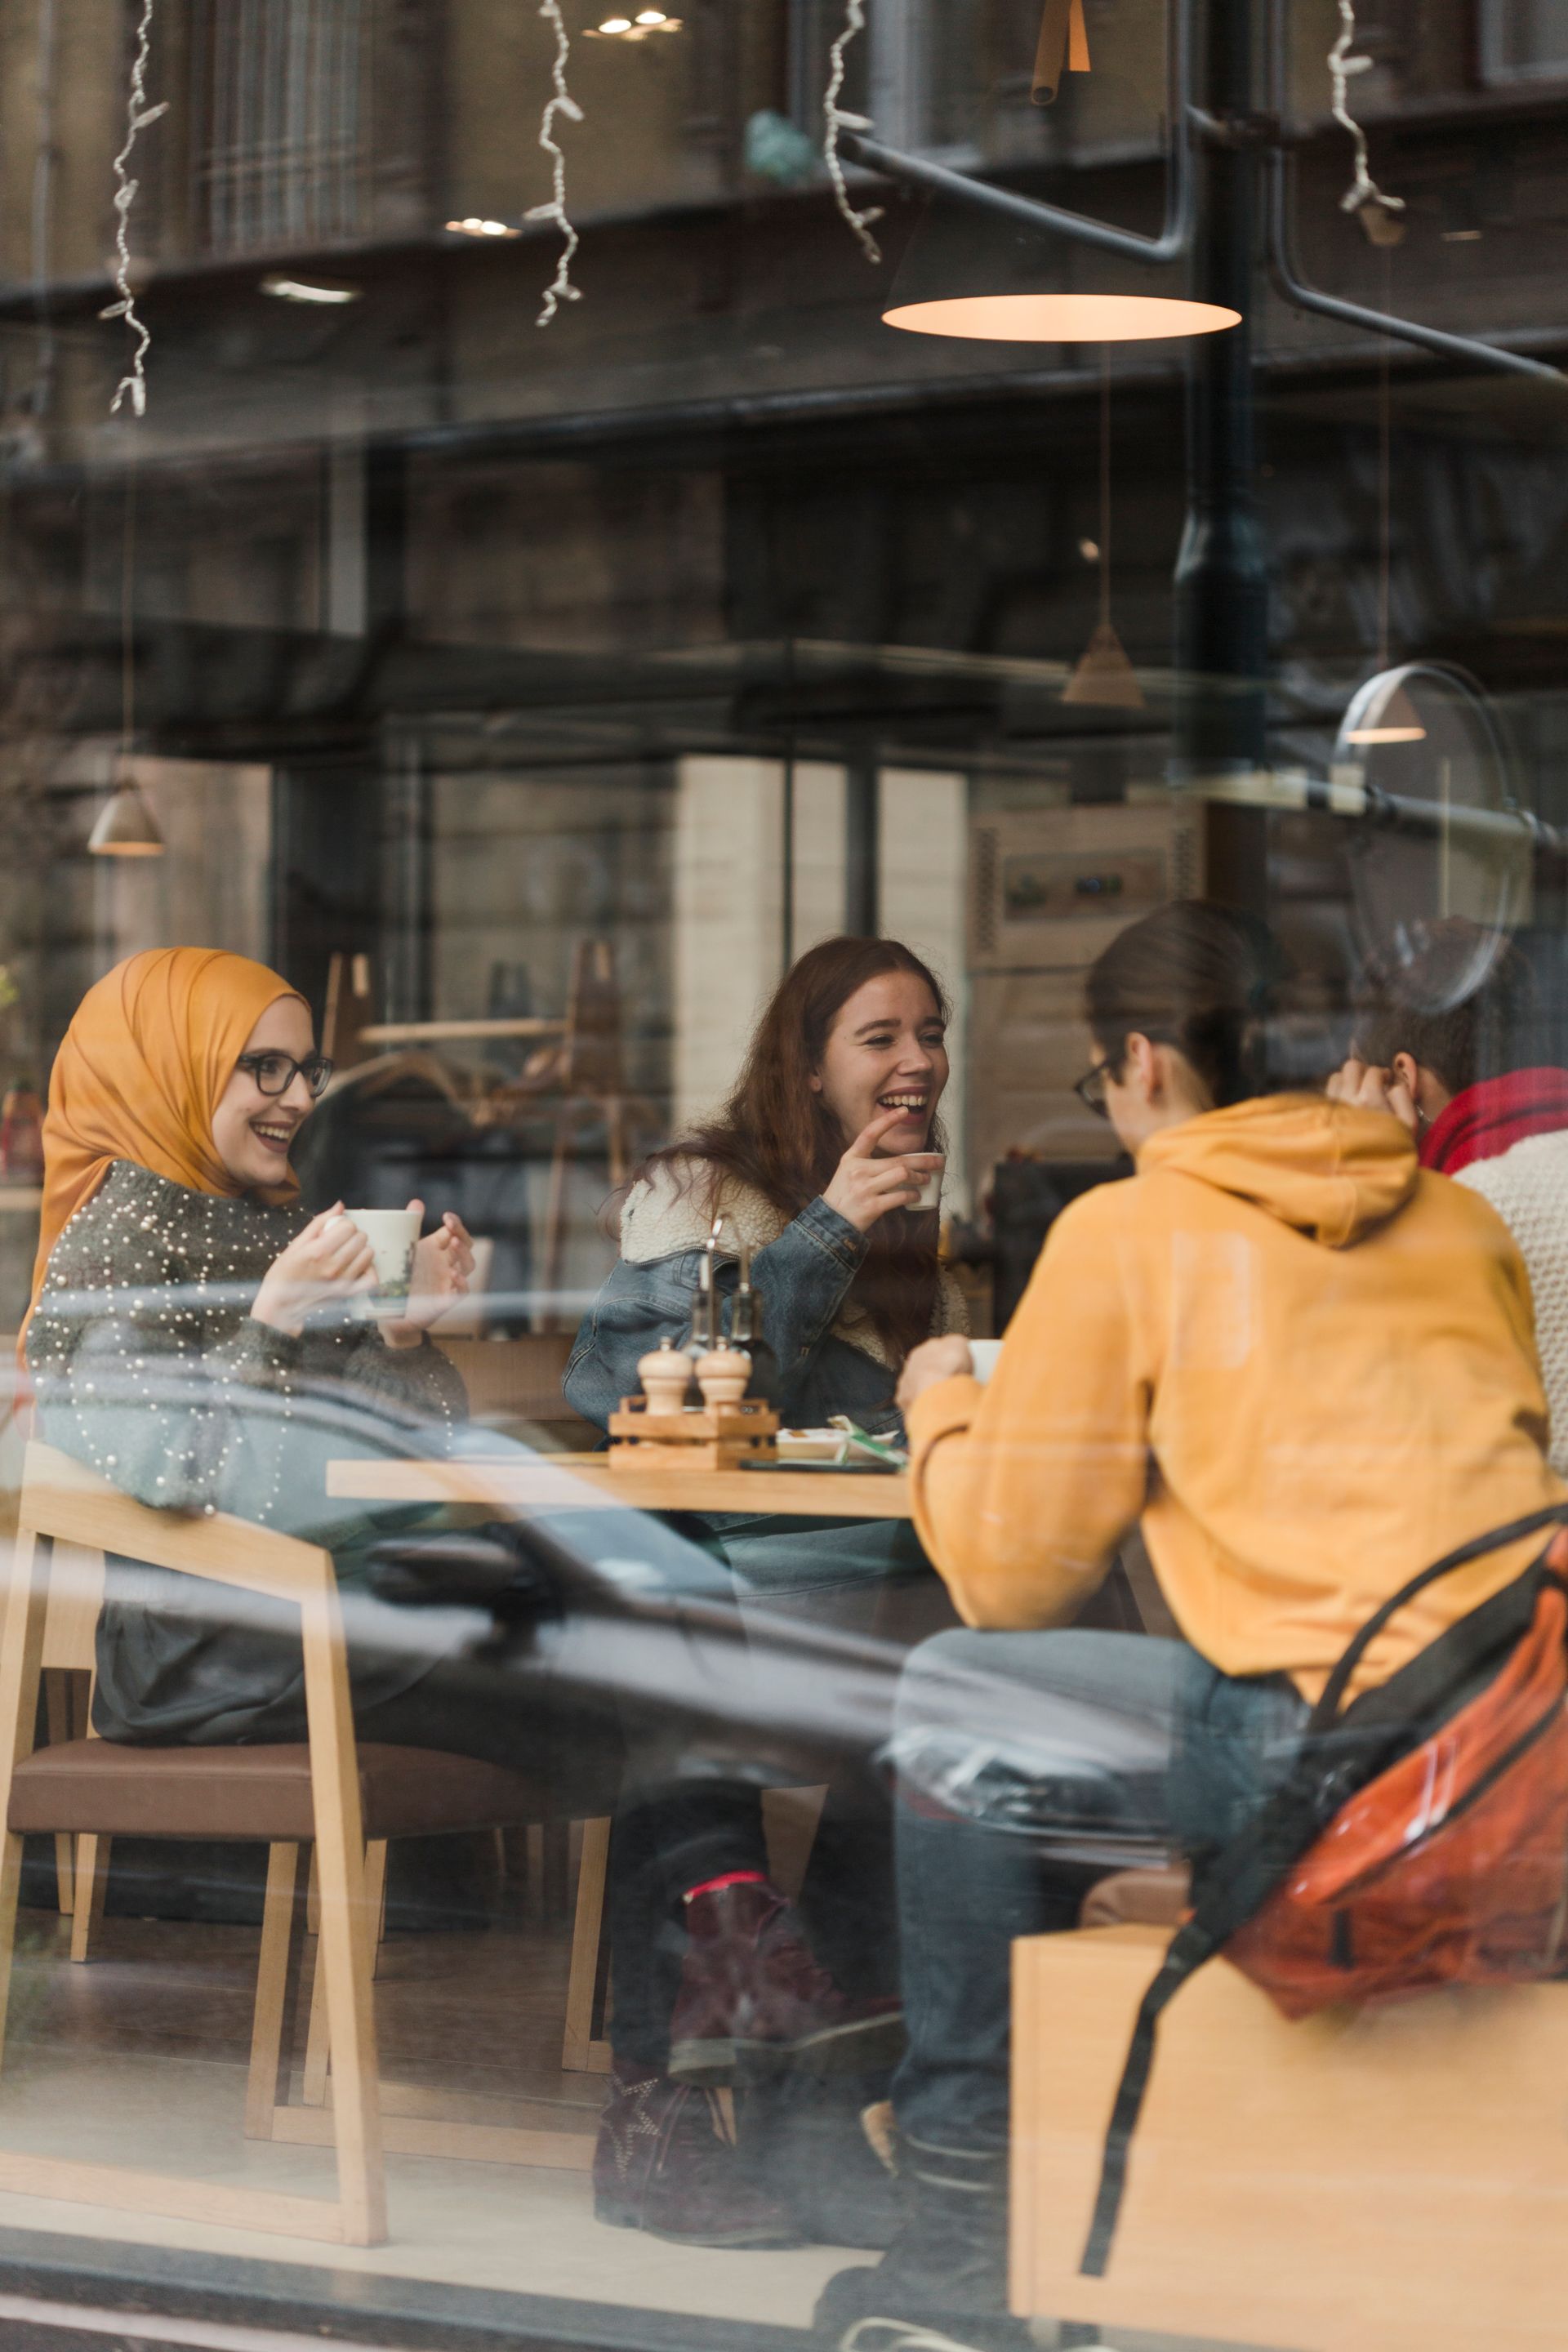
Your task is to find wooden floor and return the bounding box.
[0,1891,865,2331]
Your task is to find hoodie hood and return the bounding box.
[1138,1094,1418,1248]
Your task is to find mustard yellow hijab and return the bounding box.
[27,947,304,1337]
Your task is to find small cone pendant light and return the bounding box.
[1063,354,1145,710]
[88,763,164,856]
[89,458,165,857]
[1062,620,1144,707]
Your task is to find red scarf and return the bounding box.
[1420,1067,1568,1177]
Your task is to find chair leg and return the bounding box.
[42,1673,74,1918]
[245,1843,305,2140]
[301,1840,389,2109]
[0,1525,47,2077]
[301,1913,332,2108]
[310,1780,385,2243]
[563,1817,612,2074]
[68,1834,109,1964]
[365,1840,388,1980]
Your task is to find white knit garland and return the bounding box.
[101,0,168,416]
[528,0,583,326]
[824,0,883,264]
[1328,0,1404,223]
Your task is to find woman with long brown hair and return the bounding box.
[568,931,966,1455]
[566,936,969,2251]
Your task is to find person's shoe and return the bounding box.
[593,2058,800,2247]
[738,2072,902,2249]
[814,2145,1040,2350]
[669,1880,904,2087]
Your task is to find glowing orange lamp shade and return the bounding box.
[884,292,1240,342]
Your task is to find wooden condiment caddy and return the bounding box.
[610,1334,778,1469]
[608,1392,780,1472]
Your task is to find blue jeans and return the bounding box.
[886,1628,1309,2155]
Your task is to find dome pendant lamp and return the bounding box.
[851,0,1238,346]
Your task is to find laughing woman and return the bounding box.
[568,932,967,1485]
[565,936,969,2243]
[21,947,532,1756]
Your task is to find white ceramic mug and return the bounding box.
[903,1153,946,1213]
[969,1339,1003,1383]
[331,1207,420,1316]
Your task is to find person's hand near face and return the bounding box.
[1326,1054,1419,1135]
[382,1200,477,1348]
[813,970,950,1233]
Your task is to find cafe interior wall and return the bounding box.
[0,0,1567,1318]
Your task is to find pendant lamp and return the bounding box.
[1063,354,1145,709]
[87,762,164,856]
[877,189,1238,346]
[1343,674,1425,746]
[1334,662,1521,995]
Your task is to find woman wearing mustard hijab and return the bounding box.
[24,947,487,1745]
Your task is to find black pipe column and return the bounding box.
[1173,0,1269,912]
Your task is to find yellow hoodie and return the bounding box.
[908,1094,1566,1701]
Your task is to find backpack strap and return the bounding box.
[1077,1503,1568,2278]
[1308,1503,1568,1732]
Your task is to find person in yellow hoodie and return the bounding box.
[817,900,1566,2351]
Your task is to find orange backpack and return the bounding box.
[1082,1507,1568,2277]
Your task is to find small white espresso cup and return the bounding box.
[329,1207,420,1316]
[968,1339,1003,1384]
[903,1153,946,1213]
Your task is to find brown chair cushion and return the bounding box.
[8,1740,552,1842]
[1079,1864,1191,1932]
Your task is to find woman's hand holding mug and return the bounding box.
[382,1202,476,1347]
[823,1110,944,1235]
[252,1205,377,1335]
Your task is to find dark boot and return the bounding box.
[669,1881,903,2087]
[814,2145,1044,2350]
[739,2072,902,2250]
[593,2058,800,2248]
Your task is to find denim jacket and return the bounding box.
[564,1193,908,1439]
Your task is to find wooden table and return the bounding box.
[327,1452,912,1519]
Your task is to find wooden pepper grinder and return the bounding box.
[638,1337,693,1414]
[695,1339,751,1409]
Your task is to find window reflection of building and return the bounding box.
[1477,0,1568,84]
[193,0,372,254]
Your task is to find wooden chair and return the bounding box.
[33,1432,611,2064]
[1010,1922,1568,2352]
[0,1442,599,2245]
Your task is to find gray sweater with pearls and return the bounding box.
[26,1160,467,1743]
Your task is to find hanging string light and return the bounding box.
[1328,0,1405,245]
[823,0,883,265]
[529,0,583,326]
[100,0,167,416]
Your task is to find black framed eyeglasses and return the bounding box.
[1073,1052,1125,1119]
[235,1050,334,1099]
